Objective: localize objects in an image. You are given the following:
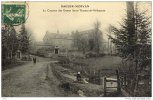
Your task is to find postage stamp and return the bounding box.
[2,2,26,25]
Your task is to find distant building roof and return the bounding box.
[43,31,72,42]
[77,29,103,40]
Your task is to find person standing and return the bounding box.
[76,72,81,82]
[35,57,37,64]
[33,57,35,64]
[33,57,36,64]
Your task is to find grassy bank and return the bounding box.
[2,60,29,71]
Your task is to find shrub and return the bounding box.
[58,56,70,64]
[85,52,105,58]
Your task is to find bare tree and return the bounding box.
[18,24,30,54]
[93,20,102,54]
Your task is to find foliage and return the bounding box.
[108,7,151,58]
[2,24,31,66]
[93,21,102,54]
[71,21,103,54]
[71,30,88,53]
[18,24,30,54]
[2,25,18,59]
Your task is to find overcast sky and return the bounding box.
[24,2,151,42]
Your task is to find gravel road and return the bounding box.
[2,57,65,97]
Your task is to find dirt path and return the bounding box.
[2,57,65,97]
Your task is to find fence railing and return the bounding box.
[117,69,151,97]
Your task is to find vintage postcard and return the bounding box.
[1,1,152,97]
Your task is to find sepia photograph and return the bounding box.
[1,1,152,97]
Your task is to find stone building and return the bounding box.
[74,29,104,52]
[43,31,73,54]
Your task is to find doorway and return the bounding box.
[55,48,59,54]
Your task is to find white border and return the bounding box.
[0,0,152,100]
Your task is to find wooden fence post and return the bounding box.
[116,70,121,93]
[46,65,49,80]
[121,77,123,86]
[124,74,127,86]
[103,77,106,96]
[134,75,139,96]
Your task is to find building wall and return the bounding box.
[43,32,73,50]
[78,29,104,51]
